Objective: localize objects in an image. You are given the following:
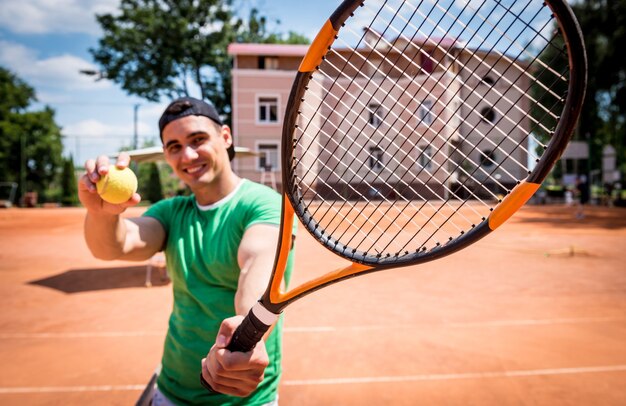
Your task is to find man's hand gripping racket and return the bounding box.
[202,0,586,392]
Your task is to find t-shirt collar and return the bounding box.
[195,179,245,211]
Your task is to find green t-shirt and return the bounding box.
[144,179,294,405]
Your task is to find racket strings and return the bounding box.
[398,0,565,141]
[426,0,567,110]
[295,69,488,250]
[296,3,536,227]
[293,107,447,247]
[301,68,487,243]
[342,0,552,186]
[291,0,571,257]
[317,0,559,193]
[381,0,560,145]
[450,0,568,87]
[295,24,479,238]
[327,21,526,187]
[298,6,556,252]
[296,83,483,241]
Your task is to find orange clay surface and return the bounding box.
[0,205,625,405]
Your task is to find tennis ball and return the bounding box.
[96,166,138,204]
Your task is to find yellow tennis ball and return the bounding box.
[96,166,138,204]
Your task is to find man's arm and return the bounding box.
[201,224,280,397]
[79,153,166,261]
[84,214,165,261]
[234,224,279,315]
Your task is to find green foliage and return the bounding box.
[90,0,310,123]
[531,0,626,178]
[60,156,79,206]
[138,162,164,204]
[236,8,310,45]
[571,0,626,172]
[92,0,237,112]
[157,163,185,197]
[0,67,64,204]
[531,30,569,146]
[0,67,35,119]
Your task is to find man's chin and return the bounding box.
[183,172,216,189]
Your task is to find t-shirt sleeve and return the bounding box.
[244,187,282,230]
[142,197,178,234]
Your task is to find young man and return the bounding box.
[78,97,294,405]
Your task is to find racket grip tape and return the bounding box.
[227,306,271,352]
[200,304,275,392]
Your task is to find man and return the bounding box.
[78,97,294,405]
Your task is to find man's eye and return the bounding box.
[192,137,207,145]
[168,145,181,154]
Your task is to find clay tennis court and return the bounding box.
[0,204,625,405]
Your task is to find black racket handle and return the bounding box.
[200,307,271,392]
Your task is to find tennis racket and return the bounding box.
[202,0,586,391]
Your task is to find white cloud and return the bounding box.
[0,40,110,91]
[63,119,131,138]
[62,117,160,163]
[63,115,159,143]
[0,0,118,35]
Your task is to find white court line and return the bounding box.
[0,317,624,338]
[0,385,145,394]
[284,316,626,333]
[282,365,626,386]
[0,331,164,339]
[1,365,625,393]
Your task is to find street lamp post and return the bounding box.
[133,103,140,150]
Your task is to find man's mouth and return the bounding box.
[184,164,207,175]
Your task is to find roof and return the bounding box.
[227,43,309,57]
[113,146,258,163]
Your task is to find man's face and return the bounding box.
[161,115,232,189]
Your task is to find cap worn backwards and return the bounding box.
[159,97,235,161]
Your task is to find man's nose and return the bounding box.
[181,145,199,161]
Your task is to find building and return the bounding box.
[229,37,531,199]
[229,43,309,191]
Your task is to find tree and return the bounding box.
[571,0,626,174]
[236,8,309,45]
[531,0,626,178]
[60,156,79,206]
[90,0,309,122]
[0,67,64,204]
[139,162,164,203]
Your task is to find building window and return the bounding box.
[368,146,384,171]
[258,56,279,70]
[418,99,433,126]
[258,96,279,124]
[480,106,496,124]
[417,145,433,171]
[420,50,434,74]
[481,75,496,86]
[368,103,384,127]
[480,149,497,167]
[257,143,279,171]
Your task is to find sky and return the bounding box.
[0,0,338,165]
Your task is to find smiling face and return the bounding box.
[161,115,236,200]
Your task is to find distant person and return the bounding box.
[78,97,295,405]
[575,175,589,219]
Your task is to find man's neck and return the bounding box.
[193,172,241,206]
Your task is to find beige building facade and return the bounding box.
[229,44,309,191]
[229,41,530,198]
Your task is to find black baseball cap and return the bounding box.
[159,97,235,161]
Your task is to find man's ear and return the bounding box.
[221,125,233,148]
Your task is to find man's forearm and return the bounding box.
[84,211,128,260]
